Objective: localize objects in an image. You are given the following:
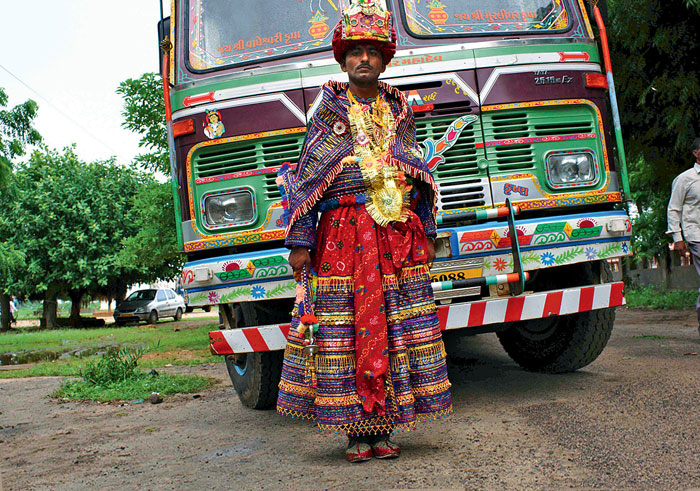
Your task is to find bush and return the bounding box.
[625,286,697,310]
[54,346,217,402]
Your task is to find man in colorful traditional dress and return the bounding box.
[276,0,452,463]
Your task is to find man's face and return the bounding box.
[694,148,700,163]
[340,44,386,86]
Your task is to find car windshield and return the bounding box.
[187,0,345,71]
[401,0,570,36]
[126,290,157,301]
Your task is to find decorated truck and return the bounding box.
[159,0,631,408]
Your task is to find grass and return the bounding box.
[625,286,697,310]
[0,320,217,352]
[54,373,216,402]
[51,346,217,402]
[0,320,221,379]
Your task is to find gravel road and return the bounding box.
[1,307,699,490]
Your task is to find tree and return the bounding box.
[0,87,40,331]
[9,146,151,328]
[117,73,169,176]
[608,0,700,261]
[117,181,184,280]
[116,73,184,280]
[0,88,41,186]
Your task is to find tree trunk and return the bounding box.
[42,285,59,330]
[68,289,84,328]
[0,292,10,333]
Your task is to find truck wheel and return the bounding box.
[221,300,292,409]
[497,307,616,373]
[225,351,284,409]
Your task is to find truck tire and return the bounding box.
[496,260,615,373]
[221,300,292,409]
[496,307,615,373]
[225,351,284,409]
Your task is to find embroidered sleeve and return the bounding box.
[285,207,318,250]
[414,182,437,238]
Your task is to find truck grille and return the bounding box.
[481,107,595,174]
[193,136,304,182]
[416,116,487,211]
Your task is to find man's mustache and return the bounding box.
[357,64,373,70]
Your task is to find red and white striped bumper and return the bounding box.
[209,282,625,355]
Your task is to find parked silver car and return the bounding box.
[113,288,186,325]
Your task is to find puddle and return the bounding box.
[0,345,130,366]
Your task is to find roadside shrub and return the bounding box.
[53,345,217,402]
[625,286,696,310]
[80,346,145,385]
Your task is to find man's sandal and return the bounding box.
[370,436,400,459]
[346,439,373,463]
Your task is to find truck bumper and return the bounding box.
[209,281,625,355]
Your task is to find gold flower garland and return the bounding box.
[343,90,411,227]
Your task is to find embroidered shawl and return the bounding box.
[285,80,437,234]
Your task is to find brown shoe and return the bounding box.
[370,437,400,459]
[346,439,373,463]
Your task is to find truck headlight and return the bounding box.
[545,151,599,188]
[204,190,255,228]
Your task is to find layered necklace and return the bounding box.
[346,90,410,227]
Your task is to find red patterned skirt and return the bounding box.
[277,203,452,435]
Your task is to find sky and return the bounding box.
[1,1,170,166]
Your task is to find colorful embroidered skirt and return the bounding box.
[277,203,452,435]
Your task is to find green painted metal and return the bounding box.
[480,103,606,194]
[190,132,304,235]
[471,43,600,63]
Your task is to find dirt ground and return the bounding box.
[2,307,700,490]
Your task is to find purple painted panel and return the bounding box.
[172,90,307,221]
[477,67,604,106]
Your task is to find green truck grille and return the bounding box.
[190,103,598,223]
[481,106,595,174]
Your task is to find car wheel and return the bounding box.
[174,308,183,321]
[203,305,211,312]
[148,310,158,325]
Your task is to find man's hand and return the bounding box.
[673,240,688,256]
[288,246,312,282]
[426,238,435,269]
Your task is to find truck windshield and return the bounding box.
[401,0,570,36]
[187,0,344,71]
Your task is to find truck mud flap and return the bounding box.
[209,282,625,355]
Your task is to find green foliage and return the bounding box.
[117,181,183,280]
[117,73,183,281]
[116,73,168,176]
[4,147,152,303]
[0,87,41,186]
[54,372,215,402]
[52,345,216,402]
[0,319,215,349]
[625,286,697,310]
[80,346,145,385]
[608,0,700,258]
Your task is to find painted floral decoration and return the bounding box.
[251,285,266,299]
[540,252,556,266]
